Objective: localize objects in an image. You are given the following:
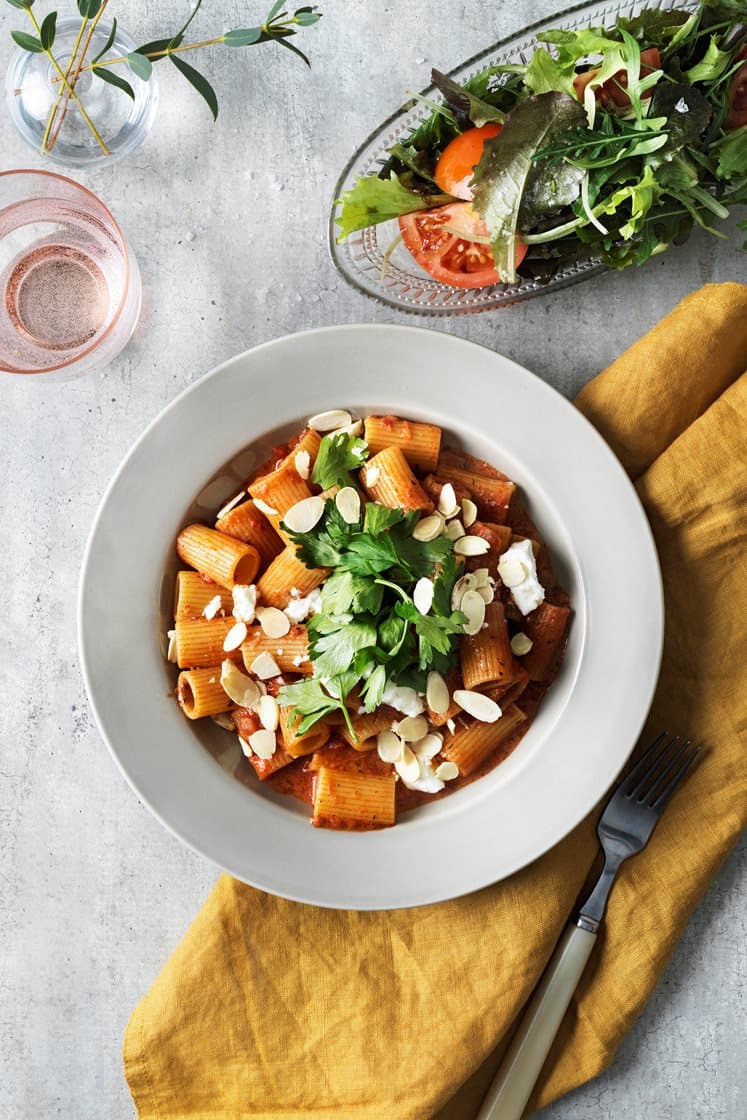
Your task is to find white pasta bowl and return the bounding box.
[78,325,663,909]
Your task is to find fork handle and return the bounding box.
[476,923,597,1120]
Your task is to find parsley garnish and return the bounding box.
[311,431,369,490]
[277,498,467,733]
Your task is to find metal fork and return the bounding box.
[476,733,702,1120]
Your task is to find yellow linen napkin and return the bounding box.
[124,282,747,1120]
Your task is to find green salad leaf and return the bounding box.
[431,69,505,128]
[715,127,747,179]
[471,91,586,282]
[335,173,455,241]
[523,47,577,97]
[685,35,734,84]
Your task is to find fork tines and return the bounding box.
[623,732,702,810]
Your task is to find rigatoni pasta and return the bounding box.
[166,408,571,830]
[177,525,260,589]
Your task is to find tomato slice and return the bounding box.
[727,47,747,130]
[434,124,502,200]
[398,202,527,289]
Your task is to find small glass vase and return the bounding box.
[5,17,158,169]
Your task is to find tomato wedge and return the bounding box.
[727,47,747,130]
[398,202,527,289]
[434,123,502,200]
[573,47,661,107]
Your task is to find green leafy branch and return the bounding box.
[6,0,322,155]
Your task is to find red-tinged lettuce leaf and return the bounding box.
[471,91,586,282]
[431,69,505,129]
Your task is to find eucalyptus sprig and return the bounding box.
[6,0,323,156]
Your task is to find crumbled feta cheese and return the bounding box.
[284,586,322,623]
[497,540,545,616]
[381,679,425,717]
[232,583,257,624]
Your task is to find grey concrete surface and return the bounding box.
[0,2,744,1117]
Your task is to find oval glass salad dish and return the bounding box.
[329,0,746,315]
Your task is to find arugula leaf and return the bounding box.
[471,92,586,282]
[685,35,733,84]
[431,69,505,129]
[388,142,441,186]
[312,431,369,489]
[335,173,455,241]
[617,9,692,46]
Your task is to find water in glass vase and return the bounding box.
[0,172,141,378]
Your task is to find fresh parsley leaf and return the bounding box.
[311,619,377,679]
[363,503,405,535]
[360,663,387,713]
[312,431,369,490]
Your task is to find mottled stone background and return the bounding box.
[0,1,744,1116]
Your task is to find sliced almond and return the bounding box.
[335,486,361,524]
[454,535,490,557]
[472,568,491,587]
[335,419,364,438]
[283,495,325,534]
[211,712,236,732]
[258,607,291,639]
[437,482,459,518]
[435,760,459,781]
[451,572,477,611]
[453,689,502,723]
[220,660,261,708]
[476,585,495,605]
[223,620,248,651]
[510,632,534,656]
[308,409,352,432]
[460,589,486,636]
[497,555,528,588]
[413,577,434,616]
[394,744,421,783]
[216,490,246,520]
[426,670,450,715]
[396,715,429,742]
[253,497,279,517]
[248,728,277,759]
[238,735,253,758]
[294,449,311,480]
[377,730,403,763]
[166,629,177,662]
[446,717,457,735]
[411,733,443,761]
[413,513,445,542]
[363,464,380,488]
[257,693,280,731]
[203,594,223,620]
[461,498,478,527]
[249,652,281,680]
[445,519,466,541]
